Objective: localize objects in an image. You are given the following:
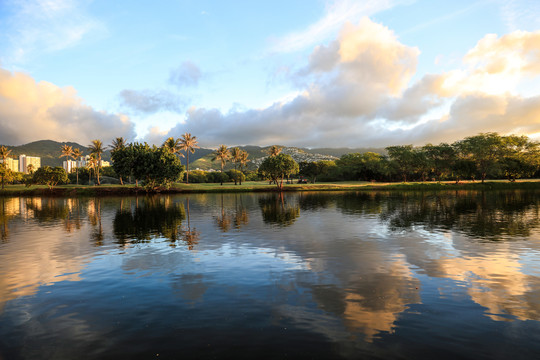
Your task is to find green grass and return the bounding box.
[1,179,539,197]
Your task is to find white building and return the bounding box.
[0,158,19,172]
[19,155,41,174]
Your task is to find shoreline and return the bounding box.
[1,180,539,197]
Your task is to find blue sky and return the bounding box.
[1,0,540,148]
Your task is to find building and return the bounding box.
[0,157,19,172]
[63,160,78,173]
[76,156,110,168]
[19,155,41,174]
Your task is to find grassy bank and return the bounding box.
[1,180,539,197]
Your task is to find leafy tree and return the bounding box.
[267,145,282,157]
[111,145,135,185]
[299,160,335,183]
[32,166,68,189]
[455,133,503,183]
[88,140,104,185]
[179,133,200,184]
[500,135,540,181]
[162,137,185,158]
[227,169,245,185]
[258,154,299,190]
[0,163,13,189]
[423,143,455,182]
[110,138,126,185]
[213,145,230,185]
[0,146,11,163]
[132,143,184,190]
[386,145,416,182]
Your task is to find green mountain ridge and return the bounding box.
[1,140,386,170]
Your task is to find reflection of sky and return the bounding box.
[1,193,540,358]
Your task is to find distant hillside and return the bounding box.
[305,147,387,157]
[191,145,339,171]
[1,140,111,167]
[0,140,386,170]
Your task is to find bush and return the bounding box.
[207,171,230,184]
[185,170,208,183]
[227,169,246,185]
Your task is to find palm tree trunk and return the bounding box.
[186,152,190,184]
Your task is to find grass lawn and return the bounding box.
[1,179,539,197]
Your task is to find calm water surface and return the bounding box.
[1,191,540,359]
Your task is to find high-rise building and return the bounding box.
[63,160,78,173]
[0,158,19,172]
[19,155,41,174]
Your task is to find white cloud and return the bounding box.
[268,0,405,53]
[119,89,187,114]
[0,67,136,146]
[169,61,202,88]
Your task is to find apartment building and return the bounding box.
[0,157,19,172]
[19,155,41,174]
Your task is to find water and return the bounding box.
[1,191,540,359]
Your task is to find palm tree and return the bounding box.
[109,137,126,185]
[88,140,104,185]
[87,154,98,184]
[213,145,230,185]
[230,147,242,170]
[26,164,35,174]
[268,145,282,157]
[71,148,83,185]
[179,133,200,184]
[59,144,73,172]
[162,137,184,157]
[239,150,249,177]
[0,146,12,163]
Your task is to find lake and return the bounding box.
[1,190,540,359]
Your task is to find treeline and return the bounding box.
[299,133,540,183]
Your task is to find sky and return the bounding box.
[1,0,540,148]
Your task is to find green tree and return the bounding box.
[213,145,230,185]
[267,145,282,157]
[500,135,540,181]
[110,137,126,185]
[455,133,503,183]
[88,140,104,185]
[299,160,335,183]
[258,154,299,190]
[59,144,73,171]
[71,148,83,185]
[230,147,242,170]
[423,143,455,182]
[179,133,200,184]
[132,143,184,190]
[227,169,245,185]
[386,145,416,182]
[239,150,249,172]
[0,163,13,189]
[32,166,68,190]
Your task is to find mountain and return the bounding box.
[0,140,385,170]
[190,145,339,171]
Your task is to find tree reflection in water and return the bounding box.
[113,196,186,246]
[181,197,200,250]
[215,194,250,232]
[259,192,300,227]
[376,190,540,239]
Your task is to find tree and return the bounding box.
[0,146,12,163]
[213,145,230,185]
[32,166,68,190]
[179,133,200,184]
[59,144,73,171]
[162,137,184,158]
[258,154,299,190]
[455,133,503,183]
[88,140,104,185]
[299,160,334,183]
[267,145,282,157]
[423,143,455,182]
[131,143,184,190]
[230,147,242,170]
[0,163,13,189]
[386,145,416,182]
[87,154,99,184]
[227,169,245,185]
[499,135,540,181]
[110,137,126,185]
[71,148,83,185]
[238,150,249,184]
